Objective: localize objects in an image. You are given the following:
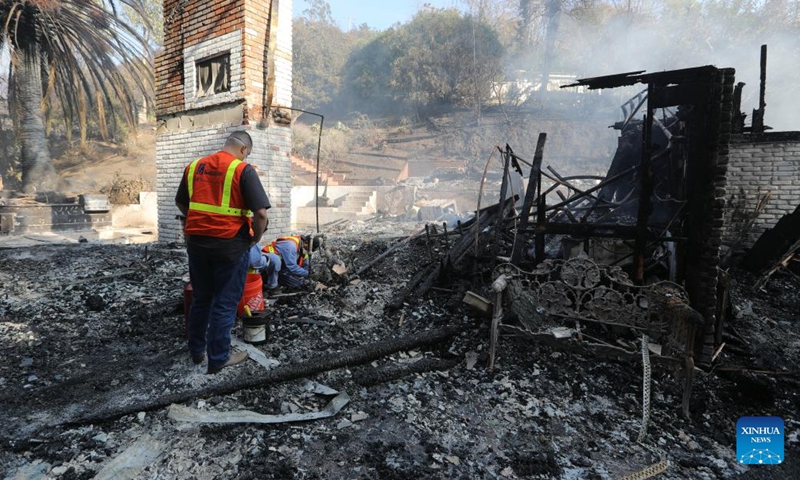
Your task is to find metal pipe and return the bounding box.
[268,106,324,233]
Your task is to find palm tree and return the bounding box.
[1,0,152,194]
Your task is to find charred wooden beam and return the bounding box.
[354,357,459,387]
[352,227,426,279]
[751,44,767,134]
[62,326,464,428]
[635,84,656,284]
[492,145,514,266]
[511,134,546,265]
[542,166,636,214]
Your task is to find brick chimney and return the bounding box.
[155,0,293,243]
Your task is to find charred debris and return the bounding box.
[362,60,797,419]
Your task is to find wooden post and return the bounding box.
[511,133,547,265]
[635,84,655,284]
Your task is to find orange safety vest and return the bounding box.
[184,152,252,238]
[262,236,308,267]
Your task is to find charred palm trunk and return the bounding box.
[17,49,58,194]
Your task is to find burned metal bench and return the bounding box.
[489,256,704,419]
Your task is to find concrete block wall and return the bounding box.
[156,124,292,243]
[182,30,243,111]
[725,133,800,248]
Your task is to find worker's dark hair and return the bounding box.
[225,130,253,150]
[301,234,322,252]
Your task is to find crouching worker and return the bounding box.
[260,235,322,294]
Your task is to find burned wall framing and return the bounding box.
[520,66,736,365]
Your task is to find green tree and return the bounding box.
[292,0,374,113]
[389,10,505,114]
[125,0,163,46]
[1,0,152,194]
[340,30,404,114]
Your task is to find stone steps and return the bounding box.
[335,191,376,214]
[292,156,344,185]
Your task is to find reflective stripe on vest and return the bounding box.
[187,158,251,217]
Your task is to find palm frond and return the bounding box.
[1,0,153,137]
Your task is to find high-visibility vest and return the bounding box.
[184,152,252,238]
[262,236,308,267]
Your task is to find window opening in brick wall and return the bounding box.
[196,54,230,97]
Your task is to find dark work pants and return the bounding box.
[187,250,249,371]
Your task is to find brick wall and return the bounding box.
[156,0,291,119]
[724,132,800,248]
[155,0,294,242]
[156,0,246,116]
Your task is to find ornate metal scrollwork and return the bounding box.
[492,257,695,346]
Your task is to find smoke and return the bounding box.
[545,4,800,132]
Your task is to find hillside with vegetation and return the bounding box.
[1,0,798,202]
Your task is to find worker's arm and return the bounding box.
[277,241,309,277]
[174,169,190,217]
[251,208,268,245]
[240,165,271,245]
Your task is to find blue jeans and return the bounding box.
[261,253,306,288]
[262,252,282,289]
[188,250,249,370]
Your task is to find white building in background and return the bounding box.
[491,72,589,104]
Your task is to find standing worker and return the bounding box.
[260,234,321,294]
[175,131,271,374]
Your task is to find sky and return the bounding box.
[294,0,462,31]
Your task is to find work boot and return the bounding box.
[207,351,248,375]
[266,286,283,296]
[191,355,204,365]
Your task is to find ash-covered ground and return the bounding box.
[1,222,798,480]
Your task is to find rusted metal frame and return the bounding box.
[555,191,578,223]
[635,83,656,284]
[510,133,547,265]
[491,146,514,267]
[474,148,499,258]
[540,166,637,214]
[543,166,619,208]
[620,88,648,132]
